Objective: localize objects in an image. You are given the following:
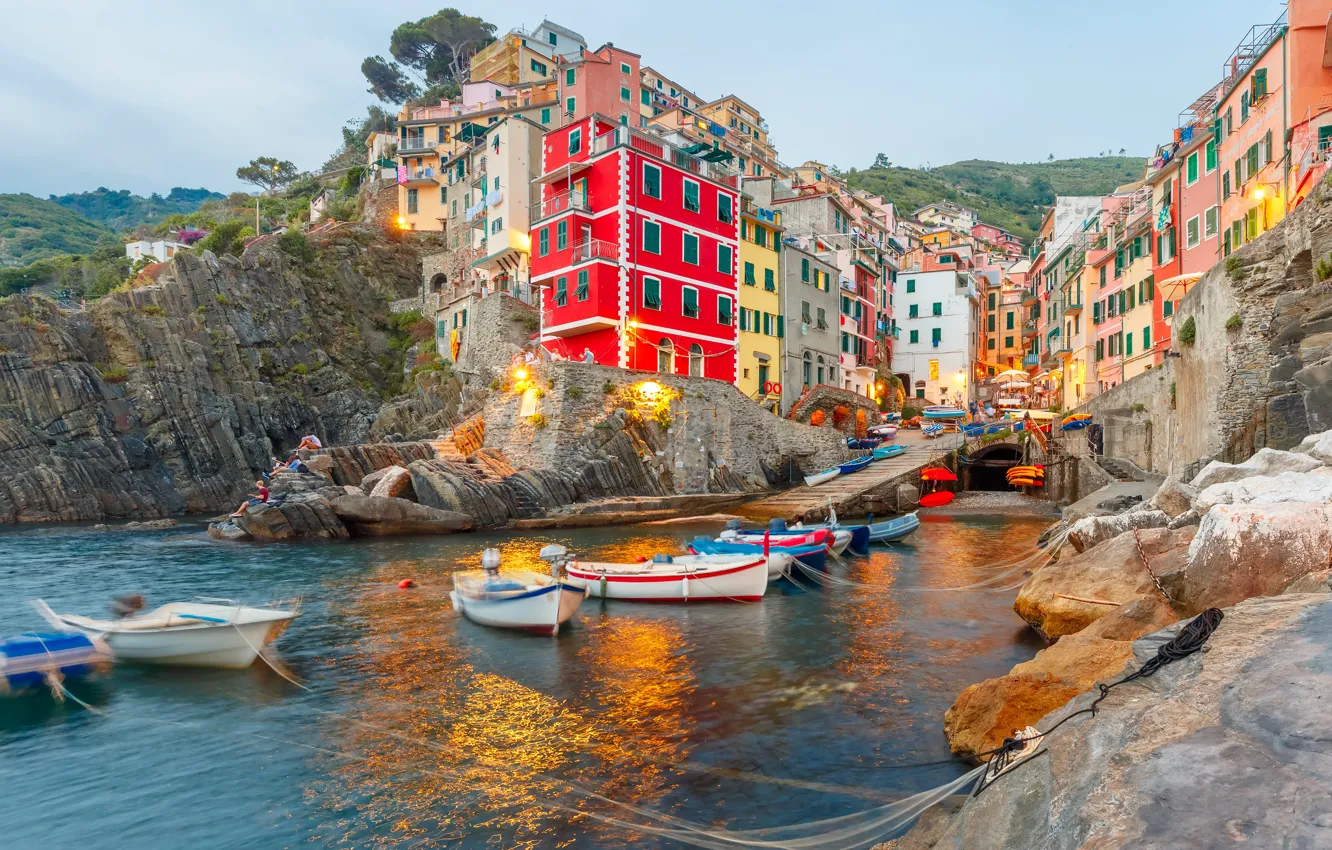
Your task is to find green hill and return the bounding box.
[0,194,116,268]
[48,186,224,232]
[845,156,1145,243]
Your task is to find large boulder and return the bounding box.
[1296,428,1332,463]
[1148,476,1196,518]
[944,596,1177,757]
[891,594,1332,850]
[1015,527,1192,640]
[327,493,471,536]
[1193,468,1332,513]
[1179,502,1332,613]
[268,470,336,495]
[208,492,349,541]
[1066,509,1169,553]
[1188,447,1321,490]
[367,465,416,500]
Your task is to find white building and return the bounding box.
[529,20,586,61]
[892,251,981,406]
[125,239,189,263]
[914,202,977,233]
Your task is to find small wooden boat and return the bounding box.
[918,491,955,507]
[449,547,588,635]
[1,632,110,693]
[866,512,920,543]
[804,467,840,487]
[689,539,828,573]
[867,424,898,440]
[846,437,882,449]
[720,526,854,556]
[872,444,906,460]
[1061,413,1092,428]
[923,406,966,419]
[922,422,946,438]
[566,554,769,602]
[837,455,874,475]
[36,599,298,669]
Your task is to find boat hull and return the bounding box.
[450,583,587,635]
[837,456,874,475]
[804,468,839,487]
[568,558,768,602]
[867,513,920,543]
[872,445,906,460]
[919,491,955,507]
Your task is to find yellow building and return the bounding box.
[920,227,957,248]
[737,195,784,407]
[469,20,585,85]
[1119,216,1156,382]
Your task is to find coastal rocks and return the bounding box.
[326,493,470,536]
[1193,467,1332,512]
[407,458,518,528]
[1015,527,1191,640]
[366,465,415,500]
[945,596,1177,757]
[268,470,335,495]
[1296,427,1332,462]
[310,442,436,487]
[1147,476,1196,518]
[1188,446,1321,490]
[92,518,179,531]
[1065,508,1169,554]
[896,594,1332,850]
[1180,502,1332,613]
[208,492,349,541]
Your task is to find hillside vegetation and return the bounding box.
[49,187,223,232]
[0,194,115,268]
[846,156,1144,242]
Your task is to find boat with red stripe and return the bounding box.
[565,553,769,602]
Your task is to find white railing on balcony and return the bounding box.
[399,136,435,153]
[571,239,619,263]
[590,125,739,187]
[535,190,589,221]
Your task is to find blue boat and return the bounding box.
[837,455,874,475]
[764,518,870,557]
[866,512,920,543]
[1,632,107,693]
[872,444,906,460]
[846,437,882,449]
[689,537,828,571]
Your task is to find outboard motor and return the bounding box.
[652,554,674,564]
[481,548,502,578]
[725,519,744,531]
[539,543,571,579]
[769,518,788,533]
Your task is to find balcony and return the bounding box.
[533,190,590,223]
[1022,318,1039,338]
[400,166,439,185]
[399,136,437,155]
[570,238,619,264]
[1064,298,1083,316]
[1022,288,1038,306]
[590,125,739,188]
[1022,352,1039,369]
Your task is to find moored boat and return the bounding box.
[868,424,898,440]
[923,406,966,419]
[837,455,874,475]
[565,554,769,602]
[449,546,588,635]
[804,467,840,487]
[866,512,920,543]
[922,422,946,438]
[688,538,828,573]
[872,444,906,460]
[36,599,298,669]
[1,632,110,693]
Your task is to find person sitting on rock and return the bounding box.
[231,480,270,517]
[297,433,322,451]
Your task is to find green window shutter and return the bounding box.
[643,164,661,198]
[988,292,996,310]
[576,270,589,301]
[684,181,699,212]
[1005,336,1013,348]
[739,308,749,331]
[1319,125,1332,153]
[641,88,650,105]
[1187,152,1198,183]
[776,315,784,338]
[1126,332,1133,356]
[801,258,810,281]
[644,277,661,309]
[909,329,919,343]
[568,128,581,154]
[683,233,698,264]
[908,304,918,318]
[762,312,771,335]
[717,193,732,223]
[932,302,942,316]
[1254,67,1268,98]
[1143,326,1151,349]
[755,226,767,248]
[987,314,995,332]
[557,220,567,250]
[620,87,631,101]
[1163,299,1174,317]
[683,288,698,318]
[906,279,915,292]
[555,276,567,306]
[764,268,775,290]
[987,337,996,350]
[1222,172,1231,199]
[744,262,755,285]
[1006,312,1014,330]
[1206,138,1217,171]
[538,228,549,256]
[643,220,660,254]
[1263,130,1273,163]
[566,96,576,115]
[931,327,942,344]
[718,296,733,325]
[717,244,732,274]
[565,68,575,86]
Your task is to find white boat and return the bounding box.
[449,546,588,635]
[804,467,840,487]
[565,554,769,602]
[35,599,297,669]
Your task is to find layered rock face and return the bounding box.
[0,228,434,522]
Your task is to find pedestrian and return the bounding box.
[231,480,270,517]
[582,347,595,364]
[297,433,322,451]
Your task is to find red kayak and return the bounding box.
[919,491,955,507]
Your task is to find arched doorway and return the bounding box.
[802,351,812,388]
[688,343,703,377]
[657,338,674,374]
[965,443,1023,491]
[429,273,447,294]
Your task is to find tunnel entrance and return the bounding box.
[964,444,1024,491]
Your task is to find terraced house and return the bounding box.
[735,193,784,407]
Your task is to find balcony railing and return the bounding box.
[571,239,619,264]
[1064,298,1083,315]
[1022,318,1039,336]
[399,137,436,154]
[591,125,740,187]
[535,190,590,222]
[1022,352,1039,368]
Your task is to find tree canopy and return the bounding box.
[362,8,496,105]
[236,157,299,193]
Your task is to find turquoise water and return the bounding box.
[0,509,1048,849]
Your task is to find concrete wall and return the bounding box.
[1072,359,1176,473]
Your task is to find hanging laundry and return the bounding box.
[396,166,408,185]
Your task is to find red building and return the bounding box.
[531,115,740,379]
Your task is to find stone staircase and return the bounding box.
[1095,455,1162,485]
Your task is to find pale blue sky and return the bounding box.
[0,0,1283,197]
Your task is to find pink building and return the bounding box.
[558,44,641,124]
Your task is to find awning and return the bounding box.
[471,245,525,274]
[1158,272,1203,302]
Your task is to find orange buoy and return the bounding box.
[398,578,415,589]
[635,555,648,563]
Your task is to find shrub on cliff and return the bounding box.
[855,408,868,439]
[277,229,316,264]
[197,219,252,258]
[1179,315,1197,347]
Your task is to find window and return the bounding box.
[1005,336,1014,348]
[754,225,767,248]
[620,86,631,102]
[744,262,755,285]
[683,286,699,318]
[683,232,699,264]
[718,295,733,325]
[641,88,650,105]
[801,257,810,282]
[1204,206,1219,239]
[683,179,700,212]
[1320,125,1332,156]
[801,301,812,323]
[441,186,447,205]
[568,128,581,155]
[565,68,575,86]
[717,244,733,274]
[931,327,942,345]
[556,220,568,250]
[1164,300,1174,318]
[987,292,996,310]
[643,277,662,309]
[643,163,661,198]
[987,314,995,333]
[908,304,918,318]
[1186,151,1199,185]
[620,62,631,74]
[1205,138,1217,172]
[538,228,549,256]
[905,279,915,293]
[764,268,775,291]
[932,302,942,316]
[566,96,576,115]
[987,337,996,350]
[1247,143,1259,179]
[531,59,547,76]
[406,188,418,214]
[1240,90,1249,123]
[555,276,567,306]
[1143,326,1151,350]
[909,329,919,343]
[718,194,733,224]
[657,338,673,373]
[575,270,589,301]
[1222,171,1231,200]
[491,217,503,234]
[762,312,772,335]
[1186,215,1200,248]
[1253,67,1268,99]
[642,220,660,254]
[1096,339,1104,361]
[1006,312,1015,330]
[1126,331,1134,356]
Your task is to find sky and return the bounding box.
[0,0,1282,198]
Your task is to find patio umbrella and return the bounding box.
[994,369,1028,381]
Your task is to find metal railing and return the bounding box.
[399,137,436,154]
[571,238,619,263]
[590,125,739,187]
[535,190,590,222]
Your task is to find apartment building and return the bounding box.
[779,243,841,406]
[892,250,981,405]
[736,193,784,405]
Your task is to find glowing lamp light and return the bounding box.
[955,370,965,383]
[637,380,662,400]
[628,320,639,328]
[513,367,528,381]
[396,216,407,227]
[1252,188,1265,201]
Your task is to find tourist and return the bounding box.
[582,347,595,364]
[231,480,270,517]
[523,349,538,365]
[297,433,322,451]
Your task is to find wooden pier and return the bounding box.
[738,432,963,521]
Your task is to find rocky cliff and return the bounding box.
[0,226,440,522]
